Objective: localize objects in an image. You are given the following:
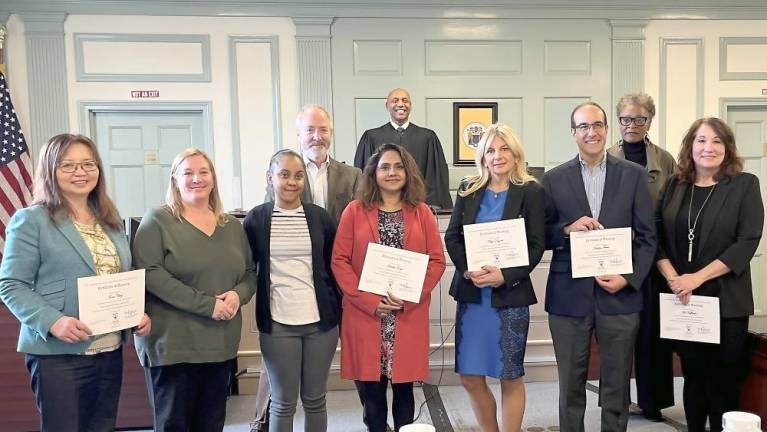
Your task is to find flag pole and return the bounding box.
[0,24,6,74]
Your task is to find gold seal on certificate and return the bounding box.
[569,227,633,278]
[463,218,529,272]
[358,243,428,303]
[77,269,146,335]
[659,293,720,344]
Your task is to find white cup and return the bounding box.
[722,411,762,432]
[399,424,436,432]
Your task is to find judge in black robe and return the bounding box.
[355,122,453,210]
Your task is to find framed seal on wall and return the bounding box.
[453,102,498,166]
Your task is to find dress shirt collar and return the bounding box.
[390,120,410,131]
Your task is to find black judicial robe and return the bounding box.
[354,123,453,209]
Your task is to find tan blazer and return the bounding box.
[607,138,676,206]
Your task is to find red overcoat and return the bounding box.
[331,200,446,383]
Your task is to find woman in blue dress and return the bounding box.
[445,123,545,432]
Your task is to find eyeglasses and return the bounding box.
[573,122,606,134]
[619,116,648,126]
[58,160,99,173]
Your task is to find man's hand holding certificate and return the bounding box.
[659,293,720,344]
[570,227,633,278]
[463,218,529,272]
[78,269,145,335]
[358,243,428,303]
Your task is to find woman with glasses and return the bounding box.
[607,93,677,421]
[445,124,545,432]
[0,134,151,432]
[332,143,445,432]
[132,148,256,431]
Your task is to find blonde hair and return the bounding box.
[459,123,536,197]
[166,148,228,226]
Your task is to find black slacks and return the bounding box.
[678,317,750,432]
[357,376,414,432]
[634,273,675,412]
[145,360,232,432]
[26,346,123,432]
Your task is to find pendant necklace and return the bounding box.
[687,183,716,262]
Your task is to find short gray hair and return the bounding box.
[615,92,656,119]
[295,104,334,131]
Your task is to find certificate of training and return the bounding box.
[570,227,633,278]
[77,269,145,335]
[358,243,428,303]
[463,218,529,272]
[659,293,720,344]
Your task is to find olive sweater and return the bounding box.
[132,206,256,367]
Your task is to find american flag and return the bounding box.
[0,71,33,261]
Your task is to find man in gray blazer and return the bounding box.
[254,104,361,431]
[265,104,361,224]
[542,102,656,432]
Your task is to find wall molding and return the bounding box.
[19,12,68,159]
[293,17,334,121]
[719,37,767,81]
[5,1,767,20]
[424,40,523,76]
[610,20,647,143]
[228,35,282,179]
[74,33,212,82]
[658,37,704,149]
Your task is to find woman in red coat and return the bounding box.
[332,143,446,432]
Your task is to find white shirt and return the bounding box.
[390,120,410,131]
[304,156,329,209]
[269,205,320,325]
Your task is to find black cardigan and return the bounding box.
[444,181,546,308]
[243,202,341,333]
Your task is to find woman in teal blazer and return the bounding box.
[0,134,150,432]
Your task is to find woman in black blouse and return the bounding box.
[656,117,763,432]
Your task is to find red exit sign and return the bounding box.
[131,90,160,98]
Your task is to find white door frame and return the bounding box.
[78,101,215,158]
[720,97,767,319]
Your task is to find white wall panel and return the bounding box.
[544,41,591,74]
[425,40,522,75]
[353,40,402,75]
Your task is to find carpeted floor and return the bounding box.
[168,378,690,431]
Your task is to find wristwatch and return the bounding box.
[463,270,471,280]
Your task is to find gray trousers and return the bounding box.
[549,308,640,432]
[259,321,339,432]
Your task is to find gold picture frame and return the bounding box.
[453,102,499,166]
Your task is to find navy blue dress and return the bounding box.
[455,189,530,379]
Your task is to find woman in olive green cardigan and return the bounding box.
[133,148,256,432]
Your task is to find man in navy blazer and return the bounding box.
[542,102,656,432]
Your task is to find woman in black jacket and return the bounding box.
[445,123,545,432]
[243,149,340,432]
[656,117,763,432]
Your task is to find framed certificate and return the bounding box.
[453,102,498,166]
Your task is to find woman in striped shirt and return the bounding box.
[243,149,341,432]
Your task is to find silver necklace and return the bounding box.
[687,183,716,262]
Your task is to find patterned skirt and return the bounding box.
[455,287,529,379]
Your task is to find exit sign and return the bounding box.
[131,90,160,98]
